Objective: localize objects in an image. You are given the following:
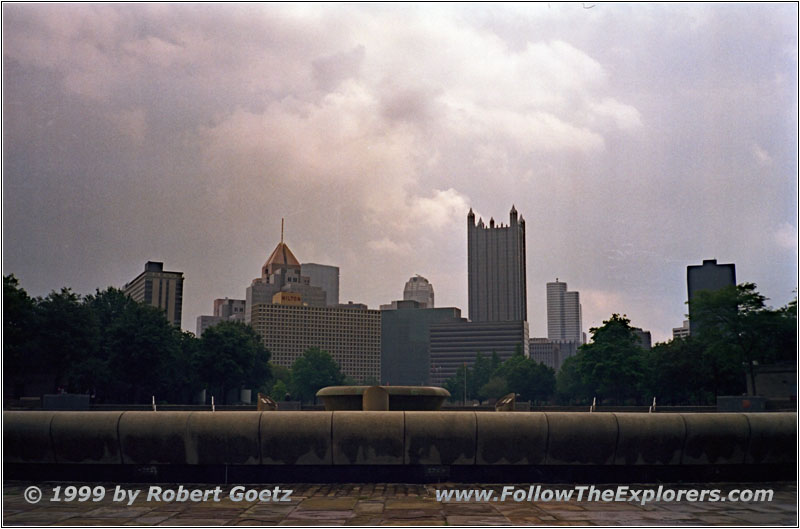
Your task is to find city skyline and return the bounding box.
[3,4,797,343]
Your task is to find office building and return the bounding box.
[687,259,736,334]
[631,327,652,350]
[429,320,529,385]
[673,320,690,340]
[529,338,581,372]
[245,235,327,322]
[467,206,527,322]
[403,275,434,308]
[381,301,462,385]
[249,302,381,382]
[124,261,184,327]
[196,298,246,336]
[529,338,559,370]
[214,298,246,319]
[546,280,583,343]
[301,263,340,306]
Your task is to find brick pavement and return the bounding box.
[3,482,796,526]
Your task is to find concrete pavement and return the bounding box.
[3,481,796,526]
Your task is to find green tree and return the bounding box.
[479,375,508,401]
[689,283,797,396]
[37,287,98,393]
[290,347,344,403]
[471,352,493,399]
[270,379,289,401]
[576,314,646,404]
[197,321,271,404]
[495,355,555,403]
[443,363,470,403]
[555,355,591,404]
[3,275,41,396]
[645,337,712,405]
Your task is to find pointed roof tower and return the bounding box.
[262,218,301,277]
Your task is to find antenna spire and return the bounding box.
[281,218,284,244]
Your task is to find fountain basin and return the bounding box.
[316,386,450,411]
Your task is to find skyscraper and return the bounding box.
[245,228,327,322]
[124,261,184,327]
[467,206,527,322]
[301,263,340,306]
[381,301,461,385]
[546,280,583,343]
[687,259,736,334]
[403,275,434,308]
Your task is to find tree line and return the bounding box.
[443,283,796,406]
[4,274,361,405]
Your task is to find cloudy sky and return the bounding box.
[3,3,797,342]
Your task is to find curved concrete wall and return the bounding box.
[3,411,796,467]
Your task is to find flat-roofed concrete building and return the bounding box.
[672,320,690,340]
[529,337,580,372]
[250,302,381,383]
[381,300,462,385]
[196,298,246,336]
[687,259,736,334]
[214,298,246,319]
[632,327,652,349]
[467,206,527,322]
[529,338,559,370]
[124,261,184,327]
[301,263,340,306]
[429,320,529,385]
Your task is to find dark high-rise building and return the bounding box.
[429,320,530,385]
[124,261,184,327]
[687,259,736,334]
[467,206,527,322]
[380,301,462,385]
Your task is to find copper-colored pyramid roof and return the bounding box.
[264,242,301,273]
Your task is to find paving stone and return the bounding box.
[83,506,154,518]
[379,519,446,526]
[297,497,358,510]
[383,508,443,519]
[354,501,384,514]
[128,514,176,524]
[53,518,137,525]
[3,481,797,526]
[279,520,346,526]
[384,499,437,510]
[287,509,355,521]
[537,503,588,511]
[157,519,230,525]
[445,515,512,525]
[4,510,82,523]
[727,512,800,524]
[345,515,384,525]
[442,502,499,514]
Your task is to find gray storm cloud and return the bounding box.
[3,3,797,342]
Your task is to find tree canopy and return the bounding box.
[290,347,345,402]
[197,320,272,404]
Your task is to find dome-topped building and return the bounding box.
[404,275,434,308]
